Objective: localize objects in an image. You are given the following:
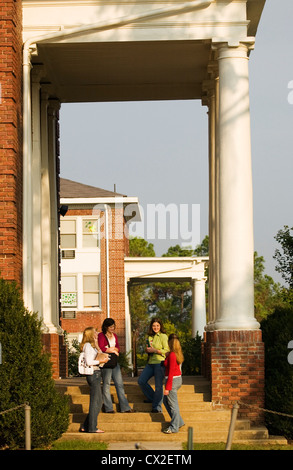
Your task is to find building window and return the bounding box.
[60,219,76,249]
[82,219,99,248]
[61,275,77,307]
[83,275,100,308]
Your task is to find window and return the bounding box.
[82,219,99,248]
[83,275,100,308]
[61,275,77,307]
[60,219,76,249]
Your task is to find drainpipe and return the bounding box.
[22,0,212,307]
[104,205,110,319]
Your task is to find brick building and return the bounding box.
[59,177,140,353]
[0,0,266,421]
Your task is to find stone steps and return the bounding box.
[55,376,287,446]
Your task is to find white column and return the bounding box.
[214,42,259,330]
[192,278,206,338]
[124,278,133,367]
[31,67,44,318]
[48,100,62,332]
[40,89,58,333]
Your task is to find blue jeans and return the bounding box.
[102,364,131,412]
[138,363,165,411]
[83,370,103,432]
[163,376,185,432]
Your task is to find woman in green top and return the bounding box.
[138,318,169,412]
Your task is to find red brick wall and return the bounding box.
[202,330,265,424]
[0,0,23,286]
[60,206,129,352]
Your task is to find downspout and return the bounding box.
[22,0,212,306]
[104,205,110,318]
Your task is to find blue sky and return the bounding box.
[60,1,293,285]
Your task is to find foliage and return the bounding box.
[0,278,69,449]
[181,334,202,375]
[261,306,293,439]
[254,251,289,321]
[273,225,293,289]
[129,237,156,257]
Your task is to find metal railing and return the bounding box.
[0,403,31,450]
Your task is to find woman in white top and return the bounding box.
[79,327,109,433]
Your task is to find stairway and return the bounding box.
[55,376,287,445]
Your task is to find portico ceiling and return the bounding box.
[35,39,211,102]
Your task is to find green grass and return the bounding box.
[49,440,293,451]
[183,442,293,451]
[50,440,108,450]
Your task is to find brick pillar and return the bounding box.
[202,330,265,424]
[0,0,23,285]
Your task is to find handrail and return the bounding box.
[0,403,31,450]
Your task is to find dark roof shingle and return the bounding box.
[60,178,126,198]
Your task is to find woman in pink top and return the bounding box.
[98,318,134,413]
[163,334,185,434]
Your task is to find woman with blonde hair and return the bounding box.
[163,333,185,434]
[79,327,109,433]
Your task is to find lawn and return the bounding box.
[50,440,293,451]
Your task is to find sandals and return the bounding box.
[79,427,105,433]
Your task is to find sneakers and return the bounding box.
[163,428,173,434]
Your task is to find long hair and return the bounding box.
[102,317,115,335]
[147,317,166,336]
[80,327,96,351]
[168,333,184,364]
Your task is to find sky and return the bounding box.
[60,1,293,285]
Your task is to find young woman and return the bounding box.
[138,318,169,413]
[98,318,134,413]
[79,327,109,433]
[163,333,185,434]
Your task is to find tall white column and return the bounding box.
[214,42,259,330]
[31,67,44,318]
[192,278,206,337]
[48,100,62,332]
[41,89,58,333]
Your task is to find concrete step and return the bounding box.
[68,418,250,433]
[57,427,271,443]
[55,376,287,446]
[69,409,233,423]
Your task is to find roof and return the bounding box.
[60,178,126,199]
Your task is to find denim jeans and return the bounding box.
[163,376,185,432]
[138,362,165,411]
[102,364,131,412]
[83,370,103,432]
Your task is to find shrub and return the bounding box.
[0,278,69,449]
[261,306,293,439]
[181,334,202,375]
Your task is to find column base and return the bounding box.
[209,317,260,331]
[202,330,265,424]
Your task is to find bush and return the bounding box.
[261,306,293,439]
[181,334,202,375]
[0,278,69,449]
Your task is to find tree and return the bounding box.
[0,278,69,449]
[254,251,288,321]
[129,237,156,257]
[273,225,293,289]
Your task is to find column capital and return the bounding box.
[211,37,255,57]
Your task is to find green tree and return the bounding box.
[273,225,293,289]
[0,278,69,449]
[254,251,287,321]
[129,236,156,257]
[261,306,293,439]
